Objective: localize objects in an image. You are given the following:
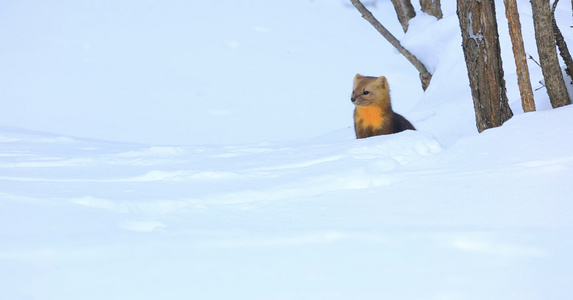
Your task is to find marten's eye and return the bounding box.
[363,91,370,95]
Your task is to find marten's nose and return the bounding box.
[351,97,356,103]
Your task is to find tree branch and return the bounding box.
[349,0,432,90]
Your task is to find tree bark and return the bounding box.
[530,0,571,108]
[420,0,443,19]
[350,0,432,90]
[552,0,573,85]
[504,0,536,112]
[391,0,416,32]
[457,0,513,132]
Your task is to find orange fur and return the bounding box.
[355,106,384,129]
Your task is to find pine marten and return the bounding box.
[351,74,415,139]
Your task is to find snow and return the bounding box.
[1,0,573,299]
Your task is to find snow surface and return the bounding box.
[1,0,573,299]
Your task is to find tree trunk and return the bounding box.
[457,0,513,132]
[552,0,573,85]
[530,0,571,108]
[504,0,536,112]
[391,0,416,32]
[350,0,432,90]
[420,0,443,19]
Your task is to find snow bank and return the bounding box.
[1,106,573,299]
[1,0,573,299]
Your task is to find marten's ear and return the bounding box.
[353,74,363,87]
[375,76,388,89]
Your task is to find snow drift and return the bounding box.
[1,0,573,299]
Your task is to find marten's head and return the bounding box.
[351,74,391,107]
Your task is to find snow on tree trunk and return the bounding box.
[457,0,513,132]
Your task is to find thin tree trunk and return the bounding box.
[552,0,573,85]
[457,0,513,132]
[391,0,416,32]
[350,0,432,90]
[530,0,571,108]
[420,0,443,19]
[504,0,536,112]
